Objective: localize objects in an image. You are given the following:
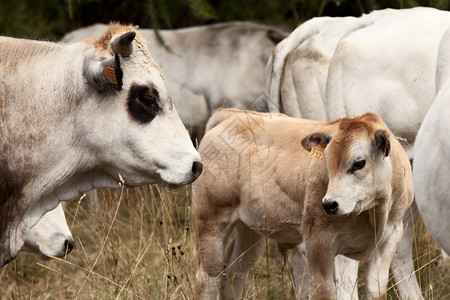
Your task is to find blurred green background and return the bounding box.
[1,0,450,40]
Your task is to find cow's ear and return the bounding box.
[267,29,288,44]
[373,130,390,158]
[111,31,136,57]
[84,53,123,92]
[301,133,332,152]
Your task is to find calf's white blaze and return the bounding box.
[324,136,392,216]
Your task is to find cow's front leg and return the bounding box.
[194,224,227,299]
[364,221,403,300]
[304,234,336,300]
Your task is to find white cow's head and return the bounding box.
[81,23,202,186]
[21,204,74,258]
[0,23,203,268]
[302,114,393,216]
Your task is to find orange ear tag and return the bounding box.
[309,145,325,162]
[103,67,118,84]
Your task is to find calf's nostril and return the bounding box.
[322,199,339,215]
[192,161,203,179]
[64,239,75,254]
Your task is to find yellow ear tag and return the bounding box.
[103,67,118,84]
[310,145,325,162]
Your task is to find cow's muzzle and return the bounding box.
[192,161,203,181]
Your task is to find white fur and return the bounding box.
[326,7,450,159]
[414,26,450,256]
[265,9,397,120]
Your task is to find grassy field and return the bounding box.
[0,184,448,299]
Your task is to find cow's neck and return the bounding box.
[8,151,122,260]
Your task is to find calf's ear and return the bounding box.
[83,53,123,92]
[373,130,390,158]
[301,133,331,152]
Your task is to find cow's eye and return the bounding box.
[348,159,366,174]
[127,84,161,124]
[138,93,160,112]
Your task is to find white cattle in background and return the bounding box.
[63,22,288,139]
[326,7,450,159]
[266,9,398,121]
[413,26,450,259]
[0,23,202,267]
[22,204,74,258]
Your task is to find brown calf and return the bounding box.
[192,109,413,299]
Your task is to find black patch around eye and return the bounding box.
[348,159,366,174]
[127,84,161,124]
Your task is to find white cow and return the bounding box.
[265,9,398,121]
[326,6,450,159]
[0,23,202,267]
[63,22,288,138]
[413,26,450,257]
[22,204,74,258]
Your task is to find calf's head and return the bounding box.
[81,23,202,186]
[302,116,392,216]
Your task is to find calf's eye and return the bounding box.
[348,159,366,174]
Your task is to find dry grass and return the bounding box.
[0,185,448,299]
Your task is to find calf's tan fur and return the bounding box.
[192,109,413,299]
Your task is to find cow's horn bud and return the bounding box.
[111,31,136,57]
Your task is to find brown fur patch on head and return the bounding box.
[360,112,383,124]
[338,120,368,132]
[89,22,143,52]
[328,112,383,127]
[326,113,386,173]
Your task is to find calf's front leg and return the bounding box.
[304,234,337,300]
[221,222,266,299]
[193,206,234,299]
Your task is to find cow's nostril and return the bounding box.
[64,239,74,254]
[322,199,339,215]
[192,161,203,180]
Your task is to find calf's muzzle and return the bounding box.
[322,198,339,215]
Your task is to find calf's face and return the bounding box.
[302,123,391,216]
